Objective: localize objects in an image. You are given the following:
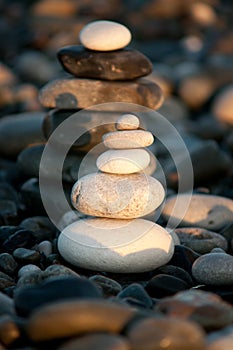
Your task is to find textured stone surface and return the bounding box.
[162,194,233,230]
[58,218,174,273]
[103,130,154,149]
[71,173,165,219]
[127,317,205,350]
[192,253,233,286]
[58,46,152,80]
[96,149,150,174]
[26,300,136,341]
[175,227,228,254]
[39,78,164,109]
[116,114,140,130]
[79,20,132,51]
[156,289,233,331]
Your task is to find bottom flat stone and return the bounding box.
[58,218,174,273]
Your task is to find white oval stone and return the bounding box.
[71,172,165,219]
[116,114,140,130]
[103,130,154,149]
[79,20,132,51]
[96,149,150,174]
[162,194,233,230]
[58,218,174,273]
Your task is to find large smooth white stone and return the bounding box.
[58,218,174,273]
[103,130,154,149]
[71,172,165,219]
[79,20,132,51]
[96,149,151,174]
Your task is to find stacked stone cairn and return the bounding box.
[58,111,174,272]
[39,20,164,154]
[39,20,174,272]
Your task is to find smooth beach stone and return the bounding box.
[71,173,165,219]
[58,218,174,273]
[26,300,136,341]
[192,253,233,286]
[57,334,130,350]
[0,253,18,276]
[126,317,205,350]
[145,274,189,298]
[154,265,194,286]
[89,275,122,297]
[37,240,52,257]
[58,46,152,80]
[96,149,150,174]
[175,227,228,254]
[79,21,132,51]
[13,248,41,264]
[212,85,233,125]
[0,112,45,157]
[39,78,163,110]
[156,290,233,330]
[168,245,200,274]
[15,277,102,317]
[103,130,154,149]
[2,229,36,253]
[0,292,15,316]
[19,216,56,242]
[0,314,20,347]
[18,265,41,279]
[162,194,233,230]
[117,283,153,309]
[116,114,140,130]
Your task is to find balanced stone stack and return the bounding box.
[39,20,164,153]
[58,113,174,273]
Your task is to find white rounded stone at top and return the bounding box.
[116,114,140,130]
[79,20,132,51]
[103,130,154,149]
[96,149,150,174]
[58,217,174,273]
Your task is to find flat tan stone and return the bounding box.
[58,218,174,273]
[27,300,136,341]
[71,172,165,219]
[127,317,205,350]
[162,194,233,230]
[39,78,164,110]
[79,20,132,51]
[103,130,154,149]
[96,149,150,174]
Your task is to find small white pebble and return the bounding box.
[18,264,41,278]
[79,20,132,51]
[116,114,140,130]
[37,240,52,257]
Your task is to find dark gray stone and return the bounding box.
[15,276,102,317]
[0,253,18,276]
[57,46,153,80]
[89,275,122,297]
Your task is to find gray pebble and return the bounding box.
[37,240,52,257]
[0,253,18,276]
[175,227,228,254]
[18,265,41,279]
[192,253,233,285]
